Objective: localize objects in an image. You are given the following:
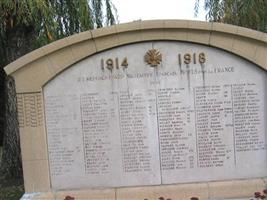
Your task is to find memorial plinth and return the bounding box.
[4,20,267,200]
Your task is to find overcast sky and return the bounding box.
[112,0,207,24]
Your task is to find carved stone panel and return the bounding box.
[43,41,267,190]
[17,92,43,128]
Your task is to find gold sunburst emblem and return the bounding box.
[144,49,162,67]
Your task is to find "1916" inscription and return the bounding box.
[178,52,206,65]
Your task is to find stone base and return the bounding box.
[20,194,252,200]
[20,178,267,200]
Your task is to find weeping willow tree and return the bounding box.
[0,0,117,180]
[194,0,267,33]
[0,0,117,67]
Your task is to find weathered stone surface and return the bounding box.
[44,41,267,190]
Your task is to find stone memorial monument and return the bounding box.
[4,20,267,200]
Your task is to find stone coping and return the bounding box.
[4,20,267,76]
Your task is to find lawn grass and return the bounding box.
[0,146,24,200]
[0,185,24,200]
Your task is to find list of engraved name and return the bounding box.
[45,81,264,183]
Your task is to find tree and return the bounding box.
[0,0,117,180]
[194,0,267,33]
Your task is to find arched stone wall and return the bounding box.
[5,20,267,92]
[4,20,267,200]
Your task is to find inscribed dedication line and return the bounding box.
[43,41,267,190]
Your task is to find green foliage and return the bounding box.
[0,0,54,49]
[0,0,117,66]
[0,185,24,200]
[0,146,2,161]
[195,0,267,32]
